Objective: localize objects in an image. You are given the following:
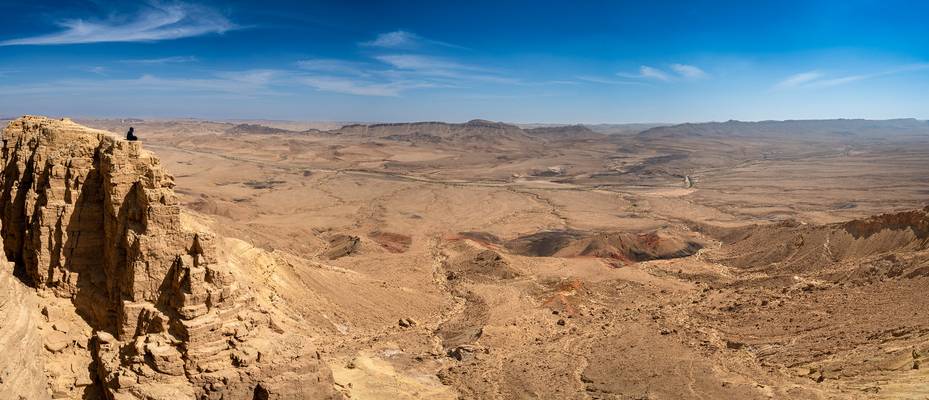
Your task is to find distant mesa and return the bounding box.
[226,123,297,135]
[335,120,608,143]
[525,124,606,140]
[333,119,536,146]
[638,118,929,139]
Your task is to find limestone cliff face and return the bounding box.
[0,235,50,400]
[0,116,340,399]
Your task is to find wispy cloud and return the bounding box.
[816,64,929,87]
[812,75,868,87]
[116,71,279,95]
[575,75,645,85]
[0,68,423,99]
[618,64,707,82]
[0,3,236,46]
[297,76,441,97]
[375,54,518,84]
[215,70,278,86]
[775,64,929,89]
[670,64,707,79]
[294,49,541,96]
[775,71,823,89]
[638,65,671,81]
[122,55,199,64]
[375,54,491,78]
[376,54,483,72]
[301,40,535,96]
[361,30,417,48]
[360,30,465,50]
[296,58,373,77]
[0,70,277,97]
[292,54,515,96]
[0,19,542,100]
[82,66,108,75]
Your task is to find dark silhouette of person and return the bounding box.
[126,127,138,141]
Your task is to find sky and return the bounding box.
[1,0,928,123]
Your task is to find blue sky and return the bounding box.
[1,0,928,123]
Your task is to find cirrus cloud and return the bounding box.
[617,64,707,81]
[775,64,929,89]
[638,65,671,81]
[774,71,824,89]
[670,64,707,79]
[0,2,237,46]
[360,30,466,50]
[121,55,199,64]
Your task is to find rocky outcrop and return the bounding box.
[0,116,340,399]
[323,234,360,260]
[712,206,929,277]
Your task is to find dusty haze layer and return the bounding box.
[1,115,928,399]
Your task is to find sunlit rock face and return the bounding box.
[0,116,341,400]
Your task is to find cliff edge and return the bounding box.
[0,116,340,399]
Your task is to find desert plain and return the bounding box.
[1,116,928,399]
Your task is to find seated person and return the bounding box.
[126,127,138,141]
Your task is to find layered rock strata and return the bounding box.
[0,116,339,399]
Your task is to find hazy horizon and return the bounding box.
[4,114,927,127]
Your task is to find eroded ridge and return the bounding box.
[0,116,340,399]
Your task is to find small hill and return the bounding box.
[456,227,705,265]
[505,228,704,264]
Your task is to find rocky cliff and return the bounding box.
[0,116,340,399]
[0,233,49,399]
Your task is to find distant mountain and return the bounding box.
[585,123,669,135]
[224,119,351,131]
[333,119,538,146]
[524,124,605,140]
[638,119,929,140]
[517,123,666,136]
